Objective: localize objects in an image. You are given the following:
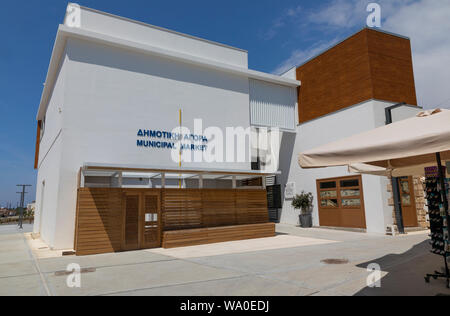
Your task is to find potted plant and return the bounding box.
[292,191,314,228]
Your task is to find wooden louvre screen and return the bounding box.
[162,223,276,249]
[74,188,123,256]
[161,189,269,230]
[124,194,139,250]
[74,188,272,255]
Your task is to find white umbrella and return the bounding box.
[299,109,450,287]
[299,109,450,174]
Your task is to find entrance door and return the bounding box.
[141,193,161,249]
[398,177,418,227]
[317,176,366,229]
[123,191,161,251]
[123,193,140,251]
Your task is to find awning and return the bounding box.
[299,109,450,176]
[80,162,280,189]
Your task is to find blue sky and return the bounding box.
[0,0,449,206]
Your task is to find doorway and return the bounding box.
[398,177,418,227]
[317,175,367,229]
[123,191,161,251]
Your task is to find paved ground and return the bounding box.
[0,223,449,296]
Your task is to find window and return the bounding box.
[399,178,411,206]
[321,199,338,208]
[318,177,363,209]
[320,181,337,189]
[340,179,359,187]
[319,181,338,208]
[39,117,46,141]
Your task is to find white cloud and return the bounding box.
[383,0,450,108]
[262,6,302,40]
[271,0,450,109]
[273,39,340,75]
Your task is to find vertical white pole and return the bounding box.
[118,172,123,188]
[161,173,166,189]
[232,176,237,189]
[199,175,204,189]
[262,176,267,189]
[80,170,85,188]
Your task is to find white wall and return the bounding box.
[44,37,254,249]
[33,52,68,248]
[74,5,248,68]
[278,100,421,233]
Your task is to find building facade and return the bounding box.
[278,29,423,233]
[33,4,298,252]
[34,4,424,253]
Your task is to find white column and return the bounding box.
[118,172,123,188]
[80,170,85,188]
[161,173,166,188]
[232,176,237,189]
[199,175,204,189]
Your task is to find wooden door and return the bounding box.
[123,193,140,251]
[398,177,418,227]
[141,193,161,249]
[317,176,366,229]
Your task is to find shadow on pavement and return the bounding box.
[354,240,450,296]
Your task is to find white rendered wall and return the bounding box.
[33,53,68,248]
[46,37,253,249]
[74,6,248,68]
[278,100,421,233]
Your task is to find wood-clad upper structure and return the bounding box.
[296,28,418,123]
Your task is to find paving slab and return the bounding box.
[38,250,175,273]
[45,259,245,296]
[0,274,46,296]
[149,235,338,259]
[108,275,317,296]
[0,260,37,278]
[265,263,373,291]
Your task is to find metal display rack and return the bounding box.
[424,155,450,288]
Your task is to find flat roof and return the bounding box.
[73,4,248,54]
[36,24,300,120]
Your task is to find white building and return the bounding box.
[33,4,423,253]
[33,4,298,250]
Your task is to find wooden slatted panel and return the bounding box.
[124,195,139,250]
[75,188,270,254]
[75,188,123,256]
[236,190,269,225]
[143,195,159,247]
[162,189,202,231]
[162,223,276,248]
[201,190,237,227]
[162,189,269,230]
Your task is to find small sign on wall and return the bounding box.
[285,182,296,200]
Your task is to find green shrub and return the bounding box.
[292,191,314,214]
